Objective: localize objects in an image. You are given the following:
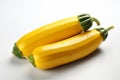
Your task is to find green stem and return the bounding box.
[91,17,100,26]
[95,25,114,41]
[106,26,114,31]
[78,14,100,31]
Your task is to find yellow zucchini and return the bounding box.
[13,14,100,58]
[28,26,113,69]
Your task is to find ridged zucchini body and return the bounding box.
[28,26,113,69]
[12,14,100,58]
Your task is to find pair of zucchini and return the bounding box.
[12,14,113,69]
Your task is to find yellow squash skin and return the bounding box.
[13,14,100,58]
[14,14,100,58]
[31,30,103,69]
[17,16,82,57]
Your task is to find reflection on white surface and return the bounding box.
[0,0,120,80]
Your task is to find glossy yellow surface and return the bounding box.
[16,16,83,57]
[32,30,103,69]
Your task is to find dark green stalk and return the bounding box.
[78,14,100,31]
[95,26,114,40]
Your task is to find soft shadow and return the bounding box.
[9,56,28,66]
[26,48,103,80]
[26,68,54,80]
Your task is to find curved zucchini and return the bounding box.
[28,26,113,69]
[13,14,100,58]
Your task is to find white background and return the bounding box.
[0,0,120,80]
